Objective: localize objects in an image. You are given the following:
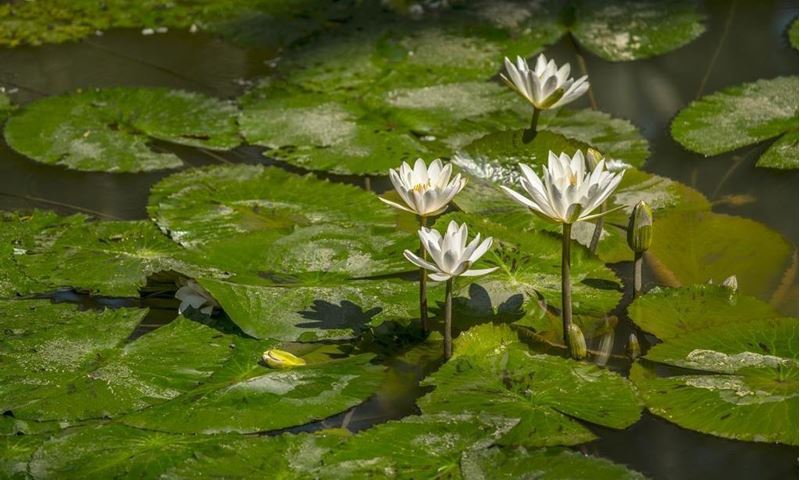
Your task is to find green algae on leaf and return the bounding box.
[569,0,706,61]
[124,338,384,434]
[418,324,641,447]
[631,316,798,445]
[4,87,240,173]
[671,76,799,169]
[0,301,234,422]
[629,284,781,340]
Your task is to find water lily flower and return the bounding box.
[175,279,218,315]
[380,158,466,217]
[262,349,306,369]
[501,151,624,225]
[501,54,590,111]
[381,158,467,334]
[403,220,497,359]
[403,221,497,282]
[500,150,624,359]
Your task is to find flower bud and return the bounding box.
[627,201,653,253]
[568,323,587,360]
[627,333,641,359]
[585,148,604,170]
[721,275,738,293]
[262,349,306,369]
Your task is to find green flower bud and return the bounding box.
[568,323,587,360]
[627,333,641,359]
[627,201,653,253]
[262,349,306,369]
[585,148,604,170]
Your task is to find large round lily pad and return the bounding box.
[148,164,396,248]
[0,300,233,422]
[124,338,384,434]
[4,87,240,173]
[418,324,641,447]
[671,76,799,169]
[631,316,798,445]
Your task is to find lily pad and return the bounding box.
[199,276,420,342]
[0,300,234,422]
[646,211,793,299]
[418,324,641,447]
[435,213,622,322]
[629,284,781,340]
[671,76,799,169]
[569,0,706,61]
[148,164,396,248]
[124,338,384,434]
[4,87,240,173]
[789,18,798,50]
[319,413,519,478]
[631,316,798,445]
[460,446,647,480]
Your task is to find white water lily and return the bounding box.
[380,158,466,217]
[501,54,589,110]
[403,220,497,282]
[175,279,218,315]
[501,150,624,225]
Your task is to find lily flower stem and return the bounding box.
[633,251,643,297]
[527,108,541,135]
[562,223,574,358]
[589,202,606,253]
[418,215,429,333]
[444,278,453,360]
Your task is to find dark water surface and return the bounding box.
[0,1,797,479]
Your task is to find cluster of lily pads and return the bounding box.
[0,1,798,478]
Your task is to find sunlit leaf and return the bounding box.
[4,87,240,173]
[671,76,799,169]
[418,324,641,447]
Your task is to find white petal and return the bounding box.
[403,249,440,272]
[378,197,417,214]
[460,267,499,277]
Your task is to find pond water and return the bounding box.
[0,1,797,479]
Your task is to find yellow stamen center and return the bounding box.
[412,181,431,193]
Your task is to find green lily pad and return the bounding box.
[418,324,641,447]
[0,300,234,422]
[0,434,41,479]
[436,213,623,322]
[4,87,240,173]
[199,276,419,342]
[320,413,519,478]
[671,76,799,169]
[124,338,384,434]
[629,284,781,340]
[569,0,706,61]
[148,165,395,248]
[646,211,793,299]
[461,446,647,480]
[789,18,798,50]
[631,316,798,445]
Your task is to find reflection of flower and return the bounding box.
[175,279,218,315]
[501,151,624,225]
[380,158,466,217]
[403,220,497,282]
[501,54,589,110]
